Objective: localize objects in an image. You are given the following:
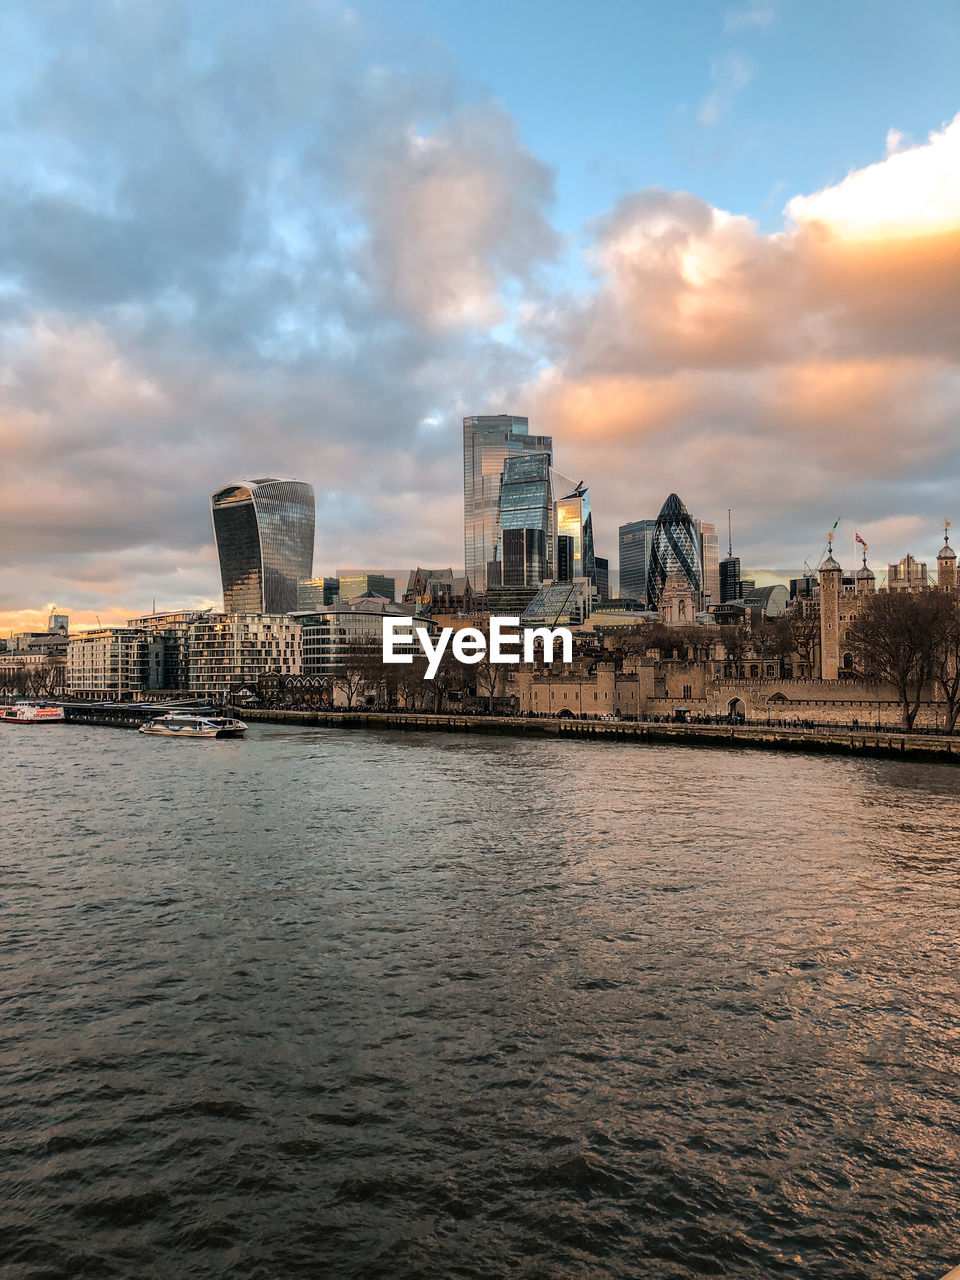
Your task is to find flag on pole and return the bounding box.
[855,532,867,547]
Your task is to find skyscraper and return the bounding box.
[719,558,742,603]
[697,521,720,609]
[211,478,315,615]
[646,493,702,610]
[555,481,596,585]
[497,452,554,586]
[719,510,741,603]
[463,415,552,591]
[618,519,657,602]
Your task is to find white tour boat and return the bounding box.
[138,712,247,739]
[0,703,65,723]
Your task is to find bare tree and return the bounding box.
[333,639,382,709]
[849,590,951,730]
[719,625,750,678]
[930,593,960,732]
[473,648,504,712]
[789,610,819,677]
[397,654,431,710]
[427,645,459,714]
[764,618,795,678]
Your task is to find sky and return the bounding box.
[2,0,959,630]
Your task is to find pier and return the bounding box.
[233,707,960,764]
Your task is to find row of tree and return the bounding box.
[331,635,507,713]
[0,659,66,698]
[849,589,960,731]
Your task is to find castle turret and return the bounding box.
[854,551,875,595]
[937,524,957,592]
[819,548,842,680]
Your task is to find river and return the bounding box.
[2,723,959,1278]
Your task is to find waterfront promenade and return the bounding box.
[231,707,960,764]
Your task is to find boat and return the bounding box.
[0,703,65,723]
[138,712,247,739]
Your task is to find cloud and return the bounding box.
[0,1,557,625]
[697,52,753,127]
[350,104,558,331]
[1,3,959,627]
[724,1,778,31]
[519,115,960,576]
[787,113,960,241]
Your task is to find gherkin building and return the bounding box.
[646,492,702,610]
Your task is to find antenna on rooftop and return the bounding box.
[727,509,733,559]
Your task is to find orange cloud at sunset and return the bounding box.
[514,113,960,573]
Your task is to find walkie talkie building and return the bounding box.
[211,478,315,614]
[646,492,702,611]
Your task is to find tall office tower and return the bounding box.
[719,557,742,602]
[497,452,554,586]
[595,557,610,601]
[48,611,69,633]
[697,521,720,608]
[463,414,552,590]
[618,519,657,602]
[646,493,702,611]
[555,481,596,585]
[211,478,315,615]
[719,508,741,603]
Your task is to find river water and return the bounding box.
[2,723,959,1279]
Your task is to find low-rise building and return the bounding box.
[295,593,436,676]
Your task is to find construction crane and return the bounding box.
[803,519,839,576]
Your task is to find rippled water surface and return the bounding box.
[2,724,960,1279]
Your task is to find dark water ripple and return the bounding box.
[2,724,959,1278]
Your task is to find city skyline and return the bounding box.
[2,2,959,631]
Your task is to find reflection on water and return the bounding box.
[1,725,959,1279]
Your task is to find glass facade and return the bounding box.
[647,493,702,610]
[298,577,340,610]
[554,482,596,585]
[211,478,315,615]
[719,556,742,603]
[336,572,396,601]
[463,415,552,590]
[497,452,554,586]
[618,519,657,602]
[522,579,592,627]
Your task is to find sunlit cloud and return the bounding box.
[787,112,960,240]
[0,1,958,628]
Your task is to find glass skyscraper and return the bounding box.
[555,481,596,585]
[618,519,657,602]
[497,452,553,586]
[463,415,552,591]
[646,493,702,610]
[211,478,315,615]
[720,557,742,602]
